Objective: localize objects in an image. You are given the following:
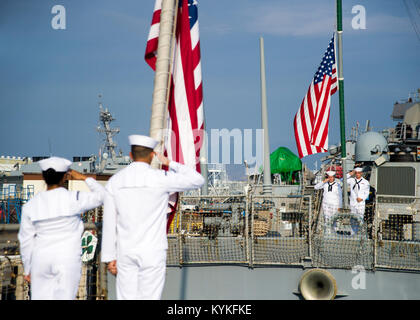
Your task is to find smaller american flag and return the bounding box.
[294,35,337,158]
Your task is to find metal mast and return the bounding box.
[336,0,349,209]
[259,37,272,195]
[200,108,209,195]
[97,94,119,160]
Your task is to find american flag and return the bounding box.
[145,0,204,231]
[294,35,337,158]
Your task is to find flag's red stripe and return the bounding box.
[178,4,199,131]
[312,77,331,143]
[192,43,201,70]
[319,104,331,148]
[145,39,158,70]
[151,9,161,25]
[314,82,321,102]
[307,85,315,124]
[294,114,304,158]
[315,82,332,148]
[168,78,185,164]
[195,83,203,109]
[298,97,313,157]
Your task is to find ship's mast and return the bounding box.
[259,37,272,195]
[97,94,120,161]
[336,0,349,209]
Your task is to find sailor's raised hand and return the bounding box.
[155,152,170,167]
[68,169,87,181]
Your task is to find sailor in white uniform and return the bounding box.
[314,171,342,230]
[346,167,370,218]
[18,157,107,300]
[101,135,205,300]
[346,167,370,235]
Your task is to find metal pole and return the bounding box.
[200,109,209,195]
[259,37,272,195]
[149,0,177,169]
[336,0,349,210]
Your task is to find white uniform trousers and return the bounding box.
[30,255,81,300]
[116,249,167,300]
[350,203,365,218]
[349,203,365,235]
[322,203,340,232]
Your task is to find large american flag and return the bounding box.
[294,35,337,158]
[145,0,204,231]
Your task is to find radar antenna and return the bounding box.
[96,94,120,160]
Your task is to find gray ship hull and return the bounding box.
[106,265,420,300]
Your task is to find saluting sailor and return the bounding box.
[345,167,370,236]
[101,135,204,300]
[18,157,107,300]
[314,171,342,230]
[346,167,370,219]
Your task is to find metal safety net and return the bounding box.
[375,195,420,271]
[168,195,249,264]
[311,208,375,270]
[251,195,309,265]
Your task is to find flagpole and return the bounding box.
[259,37,272,195]
[149,0,177,169]
[336,0,349,209]
[156,0,179,172]
[200,109,209,195]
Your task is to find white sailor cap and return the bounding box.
[38,157,72,172]
[354,167,363,172]
[326,171,336,176]
[128,135,158,149]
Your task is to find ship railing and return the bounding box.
[374,194,420,271]
[0,255,29,300]
[166,194,312,267]
[168,192,420,272]
[387,122,420,142]
[0,185,34,224]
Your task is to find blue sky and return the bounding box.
[0,0,419,174]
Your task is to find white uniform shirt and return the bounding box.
[18,178,106,275]
[314,179,343,208]
[101,161,205,262]
[346,173,370,206]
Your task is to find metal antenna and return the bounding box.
[96,94,120,160]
